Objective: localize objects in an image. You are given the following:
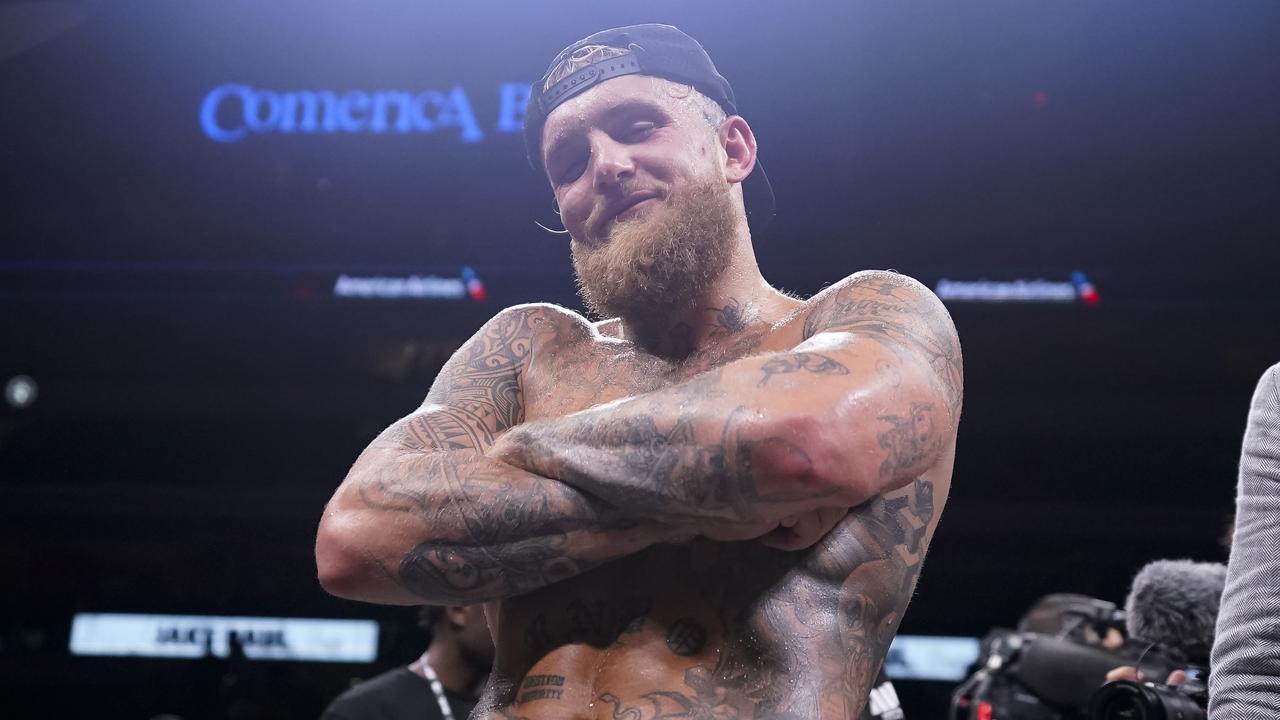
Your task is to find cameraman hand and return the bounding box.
[1105,666,1188,686]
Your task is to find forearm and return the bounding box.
[316,305,697,604]
[317,442,682,605]
[492,349,893,526]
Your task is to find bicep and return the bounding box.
[341,306,544,506]
[801,270,963,423]
[750,272,961,500]
[391,306,552,454]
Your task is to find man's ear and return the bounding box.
[718,115,758,185]
[445,606,468,630]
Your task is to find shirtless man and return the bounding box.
[316,24,962,720]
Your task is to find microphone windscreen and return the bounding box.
[1124,559,1226,664]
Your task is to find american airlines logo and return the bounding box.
[200,83,531,143]
[332,267,487,301]
[934,271,1101,305]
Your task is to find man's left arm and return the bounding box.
[491,270,962,530]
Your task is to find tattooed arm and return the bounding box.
[315,305,697,606]
[491,270,962,528]
[719,477,944,720]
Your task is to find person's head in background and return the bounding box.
[418,604,494,691]
[1018,593,1126,651]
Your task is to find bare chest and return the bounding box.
[519,325,792,422]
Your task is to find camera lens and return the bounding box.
[1087,680,1206,720]
[1090,681,1154,720]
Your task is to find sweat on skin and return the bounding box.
[317,53,962,720]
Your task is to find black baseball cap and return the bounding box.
[523,23,775,233]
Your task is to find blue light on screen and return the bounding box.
[884,635,981,681]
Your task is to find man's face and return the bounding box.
[539,75,742,319]
[448,605,495,664]
[542,75,724,246]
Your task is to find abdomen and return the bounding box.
[475,539,852,720]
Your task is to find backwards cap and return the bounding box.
[523,23,775,233]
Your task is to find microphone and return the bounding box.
[1123,559,1227,666]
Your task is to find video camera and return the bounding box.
[1087,667,1207,720]
[950,597,1186,720]
[954,558,1225,720]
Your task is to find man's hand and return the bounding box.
[1105,666,1189,686]
[759,507,850,551]
[654,510,844,551]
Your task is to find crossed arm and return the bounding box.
[315,271,962,605]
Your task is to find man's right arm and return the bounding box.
[315,305,694,605]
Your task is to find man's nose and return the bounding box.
[591,138,634,191]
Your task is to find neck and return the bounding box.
[618,248,796,360]
[418,637,481,695]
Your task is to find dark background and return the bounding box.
[2,0,1277,716]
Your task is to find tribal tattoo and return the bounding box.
[357,446,621,603]
[350,306,662,603]
[338,272,959,720]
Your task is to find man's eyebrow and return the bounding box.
[544,98,668,164]
[601,98,667,121]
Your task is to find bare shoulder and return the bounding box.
[803,269,963,411]
[485,302,594,335]
[803,270,951,336]
[424,303,591,402]
[473,302,598,353]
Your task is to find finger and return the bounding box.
[1106,666,1139,683]
[791,513,819,537]
[778,520,827,551]
[1167,670,1187,686]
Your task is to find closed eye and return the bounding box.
[620,121,657,142]
[551,123,654,185]
[555,154,588,185]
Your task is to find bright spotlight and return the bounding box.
[5,375,38,409]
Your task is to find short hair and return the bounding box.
[416,605,445,631]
